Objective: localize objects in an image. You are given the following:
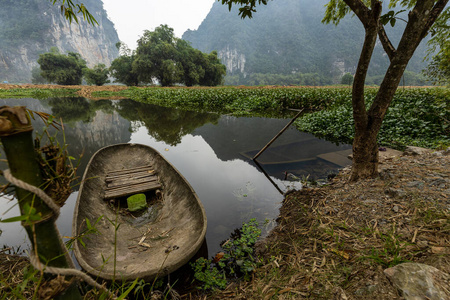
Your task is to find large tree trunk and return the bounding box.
[348,0,381,181]
[351,127,380,181]
[348,0,448,181]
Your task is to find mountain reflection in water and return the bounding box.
[0,97,351,255]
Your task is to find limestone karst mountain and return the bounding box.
[183,0,429,85]
[0,0,119,83]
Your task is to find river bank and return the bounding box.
[209,147,449,299]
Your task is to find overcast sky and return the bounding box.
[103,0,215,49]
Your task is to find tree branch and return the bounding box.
[342,0,371,27]
[378,25,396,61]
[420,0,449,40]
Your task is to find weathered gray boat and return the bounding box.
[72,143,207,281]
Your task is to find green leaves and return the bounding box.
[127,86,351,116]
[191,257,228,290]
[0,203,42,224]
[51,0,98,26]
[220,0,269,19]
[84,64,110,86]
[296,88,450,150]
[191,218,262,290]
[128,25,226,87]
[37,50,87,85]
[380,9,406,27]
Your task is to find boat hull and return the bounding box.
[72,143,207,281]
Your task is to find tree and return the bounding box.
[176,40,226,86]
[176,39,206,86]
[341,72,354,85]
[200,51,227,86]
[31,66,48,84]
[37,48,87,85]
[110,43,140,86]
[84,63,110,86]
[133,25,182,86]
[220,0,448,181]
[133,25,226,86]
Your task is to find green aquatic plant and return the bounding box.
[191,218,262,290]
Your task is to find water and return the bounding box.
[0,97,351,256]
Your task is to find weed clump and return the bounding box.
[191,218,262,290]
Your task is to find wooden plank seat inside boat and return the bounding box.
[104,165,162,199]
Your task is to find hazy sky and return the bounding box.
[103,0,215,49]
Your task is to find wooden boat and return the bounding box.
[72,143,207,281]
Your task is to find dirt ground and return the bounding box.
[210,148,450,299]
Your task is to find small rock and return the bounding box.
[432,151,443,157]
[403,146,432,156]
[384,263,450,300]
[380,169,394,180]
[385,188,406,198]
[363,199,377,205]
[393,205,399,213]
[427,178,448,187]
[406,181,424,189]
[442,147,450,156]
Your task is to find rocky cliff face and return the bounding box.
[218,46,246,75]
[0,0,119,83]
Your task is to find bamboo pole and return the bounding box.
[0,106,82,299]
[252,109,304,160]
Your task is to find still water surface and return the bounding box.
[0,97,351,255]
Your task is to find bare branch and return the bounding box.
[378,25,396,61]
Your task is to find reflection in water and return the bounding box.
[116,100,220,146]
[45,97,115,123]
[0,97,351,255]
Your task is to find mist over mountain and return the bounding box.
[183,0,429,85]
[0,0,119,83]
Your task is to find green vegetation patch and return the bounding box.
[191,218,262,290]
[0,88,78,99]
[296,87,449,150]
[121,86,352,116]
